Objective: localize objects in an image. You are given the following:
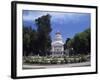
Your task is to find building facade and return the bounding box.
[51,31,64,57]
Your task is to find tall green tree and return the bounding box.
[23,26,38,56]
[23,27,32,56]
[35,14,52,56]
[64,38,71,50]
[64,28,91,55]
[73,28,91,55]
[23,14,52,56]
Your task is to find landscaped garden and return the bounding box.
[23,55,90,65]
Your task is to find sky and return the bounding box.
[23,10,91,42]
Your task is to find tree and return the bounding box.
[23,27,33,56]
[72,28,91,55]
[23,26,38,56]
[64,38,71,50]
[35,14,52,56]
[30,29,38,55]
[23,14,52,56]
[64,38,74,56]
[64,28,91,55]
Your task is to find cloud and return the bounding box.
[23,10,90,23]
[23,11,50,21]
[23,11,38,21]
[23,10,90,29]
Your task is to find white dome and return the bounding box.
[54,32,62,41]
[51,31,64,46]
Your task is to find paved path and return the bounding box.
[23,62,90,69]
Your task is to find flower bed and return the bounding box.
[23,55,88,64]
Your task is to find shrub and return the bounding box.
[23,55,88,64]
[74,58,80,63]
[51,57,58,64]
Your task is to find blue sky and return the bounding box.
[23,10,91,42]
